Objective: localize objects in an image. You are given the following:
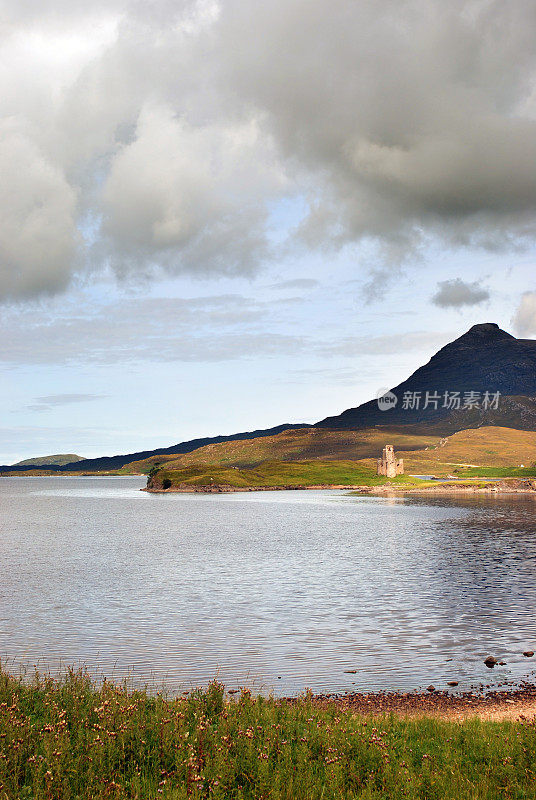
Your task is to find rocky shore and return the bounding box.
[366,479,536,495]
[143,483,378,493]
[297,682,536,721]
[144,479,536,494]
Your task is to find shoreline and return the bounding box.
[143,483,379,493]
[301,683,536,721]
[144,480,536,495]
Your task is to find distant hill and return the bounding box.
[0,424,310,474]
[12,454,85,467]
[317,323,536,433]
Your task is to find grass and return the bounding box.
[399,427,536,476]
[1,667,536,799]
[11,426,536,480]
[146,460,427,490]
[452,466,536,479]
[6,426,536,485]
[125,428,438,474]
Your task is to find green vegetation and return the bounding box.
[11,425,536,480]
[401,426,536,476]
[1,667,535,799]
[11,454,85,467]
[142,428,437,471]
[132,426,536,485]
[7,425,536,482]
[120,457,179,476]
[452,466,536,479]
[147,460,426,490]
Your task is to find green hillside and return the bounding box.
[146,460,423,491]
[125,427,437,474]
[12,453,85,467]
[395,426,536,476]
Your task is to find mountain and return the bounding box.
[317,323,536,433]
[12,454,85,467]
[3,323,535,475]
[0,424,310,474]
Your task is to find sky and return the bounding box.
[1,0,536,463]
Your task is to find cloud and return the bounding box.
[0,291,453,367]
[0,123,78,300]
[27,393,107,412]
[512,291,536,337]
[0,294,305,365]
[1,0,536,299]
[432,278,490,308]
[100,105,282,277]
[269,279,319,290]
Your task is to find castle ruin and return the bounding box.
[377,445,404,477]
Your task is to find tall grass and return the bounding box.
[1,667,535,799]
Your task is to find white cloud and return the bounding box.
[101,105,283,276]
[0,294,305,365]
[1,0,536,299]
[0,123,78,299]
[27,393,107,411]
[512,291,536,337]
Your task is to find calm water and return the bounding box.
[1,476,536,696]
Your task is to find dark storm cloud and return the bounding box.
[1,0,535,299]
[432,278,490,308]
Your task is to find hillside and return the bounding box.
[4,322,536,476]
[318,323,536,433]
[132,424,536,478]
[11,453,85,467]
[367,426,536,476]
[123,427,438,473]
[145,425,536,490]
[0,423,309,474]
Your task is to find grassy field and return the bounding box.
[5,425,535,481]
[450,466,536,479]
[129,426,536,486]
[1,667,535,799]
[7,426,534,480]
[146,427,536,489]
[123,428,438,474]
[398,427,536,476]
[146,460,426,490]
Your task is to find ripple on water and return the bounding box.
[0,477,535,695]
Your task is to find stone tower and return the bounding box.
[377,445,404,477]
